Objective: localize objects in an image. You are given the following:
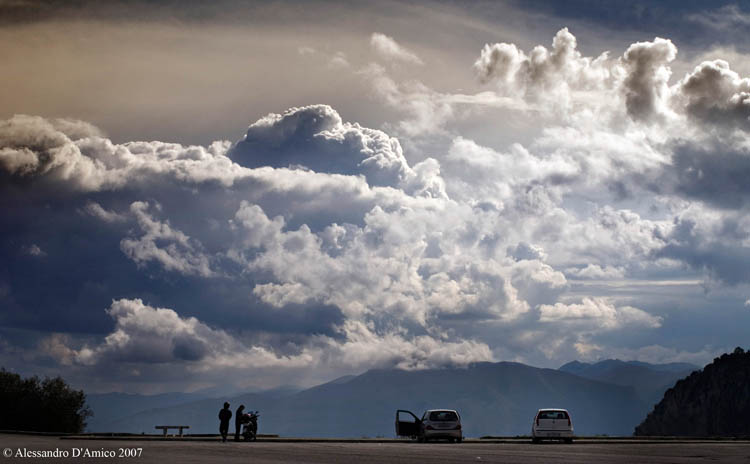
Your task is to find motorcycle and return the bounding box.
[241,410,259,441]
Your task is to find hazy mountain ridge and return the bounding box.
[89,361,656,437]
[86,392,209,432]
[635,348,750,436]
[558,359,697,406]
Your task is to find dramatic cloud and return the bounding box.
[64,299,493,382]
[473,28,616,113]
[74,299,314,368]
[230,104,415,190]
[3,13,750,393]
[674,59,750,128]
[620,37,677,121]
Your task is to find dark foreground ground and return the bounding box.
[1,434,750,463]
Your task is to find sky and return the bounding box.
[2,0,750,394]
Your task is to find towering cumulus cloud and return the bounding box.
[3,24,750,391]
[231,105,414,189]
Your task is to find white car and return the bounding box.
[395,409,463,442]
[531,408,574,443]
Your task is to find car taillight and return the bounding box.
[536,416,540,426]
[568,418,571,427]
[426,425,434,430]
[454,424,461,430]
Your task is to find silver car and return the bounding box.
[395,409,463,442]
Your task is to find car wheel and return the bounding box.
[532,437,540,444]
[565,438,573,444]
[417,435,424,443]
[456,437,462,443]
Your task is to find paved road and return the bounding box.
[1,434,749,463]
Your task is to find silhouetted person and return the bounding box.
[234,404,245,441]
[218,402,232,442]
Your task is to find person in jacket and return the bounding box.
[218,402,232,442]
[234,404,245,441]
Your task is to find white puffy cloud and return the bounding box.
[327,320,492,370]
[566,264,625,280]
[474,28,617,115]
[539,297,662,330]
[508,242,547,262]
[69,299,493,382]
[231,104,446,197]
[0,114,111,188]
[472,25,740,136]
[120,202,215,278]
[38,333,79,366]
[621,37,677,121]
[328,51,350,69]
[231,201,531,325]
[74,298,314,368]
[370,33,423,65]
[0,114,240,191]
[82,201,127,223]
[673,59,750,128]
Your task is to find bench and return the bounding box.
[155,425,190,437]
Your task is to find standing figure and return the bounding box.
[218,402,232,442]
[234,404,245,441]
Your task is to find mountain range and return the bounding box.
[558,359,696,406]
[86,359,697,437]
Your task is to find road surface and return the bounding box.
[1,434,749,463]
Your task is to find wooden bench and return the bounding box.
[155,425,190,437]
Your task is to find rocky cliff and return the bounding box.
[635,348,750,436]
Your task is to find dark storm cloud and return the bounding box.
[670,143,750,209]
[0,113,353,341]
[0,0,294,25]
[656,215,750,286]
[0,185,345,341]
[508,0,746,49]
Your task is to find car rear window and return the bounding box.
[429,411,458,421]
[538,411,569,420]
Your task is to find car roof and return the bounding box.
[537,408,568,412]
[425,409,458,413]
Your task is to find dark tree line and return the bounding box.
[0,368,91,433]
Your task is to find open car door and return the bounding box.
[395,410,421,437]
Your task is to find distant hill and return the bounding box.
[635,348,750,437]
[559,359,697,405]
[86,386,300,433]
[93,362,647,437]
[86,392,209,432]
